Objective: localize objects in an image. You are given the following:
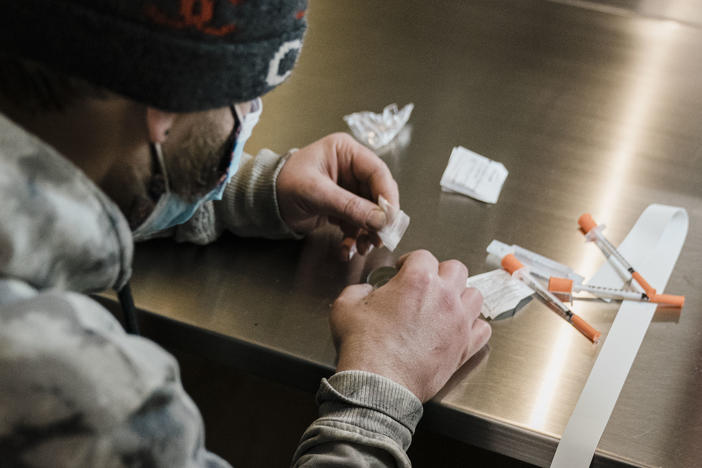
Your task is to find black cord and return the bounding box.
[117,283,140,335]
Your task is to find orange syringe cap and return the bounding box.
[572,314,601,344]
[578,213,598,234]
[651,293,685,308]
[631,271,657,298]
[548,276,574,294]
[501,253,524,275]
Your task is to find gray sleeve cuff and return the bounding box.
[291,371,423,467]
[214,149,303,239]
[317,371,423,450]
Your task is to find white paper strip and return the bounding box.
[551,204,688,467]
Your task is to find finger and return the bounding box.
[339,236,358,262]
[339,222,361,261]
[339,221,361,240]
[356,233,374,255]
[465,319,492,361]
[438,259,469,291]
[367,231,383,248]
[395,251,413,269]
[336,283,374,304]
[395,249,439,275]
[461,287,484,322]
[315,178,389,232]
[335,135,400,207]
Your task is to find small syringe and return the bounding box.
[501,254,601,343]
[547,276,685,307]
[578,213,685,306]
[578,213,655,298]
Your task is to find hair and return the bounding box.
[0,54,108,113]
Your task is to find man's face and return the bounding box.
[161,105,236,202]
[127,101,256,229]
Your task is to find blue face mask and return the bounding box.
[132,98,262,241]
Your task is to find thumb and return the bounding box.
[338,283,374,302]
[316,179,388,231]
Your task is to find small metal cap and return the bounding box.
[366,266,398,288]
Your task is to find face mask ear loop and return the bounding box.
[149,141,170,192]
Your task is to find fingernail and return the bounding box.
[357,238,374,255]
[368,209,387,230]
[348,242,357,260]
[357,237,369,255]
[340,246,350,262]
[339,240,357,261]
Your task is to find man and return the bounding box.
[0,1,491,466]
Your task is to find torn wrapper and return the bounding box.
[344,103,414,150]
[377,195,410,251]
[466,269,534,320]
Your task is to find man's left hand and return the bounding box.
[276,133,399,258]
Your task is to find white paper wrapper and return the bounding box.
[440,146,508,204]
[377,195,410,251]
[466,269,534,319]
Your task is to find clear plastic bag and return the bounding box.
[343,103,414,150]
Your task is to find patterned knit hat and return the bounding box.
[0,0,307,112]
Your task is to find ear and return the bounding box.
[145,107,177,143]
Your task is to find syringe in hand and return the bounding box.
[578,214,685,307]
[501,254,601,343]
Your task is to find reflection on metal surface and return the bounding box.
[529,327,574,430]
[549,0,702,28]
[577,20,679,278]
[533,21,682,435]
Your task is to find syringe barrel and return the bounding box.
[518,270,573,317]
[579,214,656,297]
[591,230,633,272]
[580,284,643,301]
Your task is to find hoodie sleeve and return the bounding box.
[0,287,426,468]
[0,289,230,468]
[174,149,302,245]
[292,371,424,468]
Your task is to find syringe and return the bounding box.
[501,254,601,343]
[547,276,685,308]
[578,214,657,299]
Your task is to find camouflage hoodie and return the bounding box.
[0,113,422,467]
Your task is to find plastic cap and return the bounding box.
[501,253,524,275]
[631,271,656,298]
[578,213,598,234]
[548,276,574,294]
[572,315,601,343]
[651,294,685,308]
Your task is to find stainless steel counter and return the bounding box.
[109,1,702,466]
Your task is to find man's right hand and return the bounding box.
[330,250,492,402]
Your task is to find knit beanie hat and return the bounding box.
[0,0,307,112]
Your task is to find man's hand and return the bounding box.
[330,250,492,402]
[276,133,399,257]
